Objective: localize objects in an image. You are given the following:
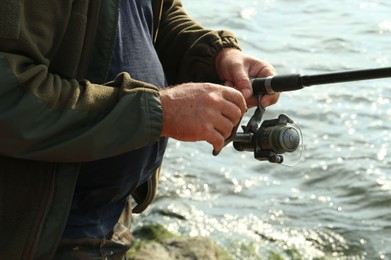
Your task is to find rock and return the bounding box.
[129,236,229,260]
[127,225,231,260]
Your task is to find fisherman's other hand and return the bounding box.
[215,48,280,108]
[160,83,246,152]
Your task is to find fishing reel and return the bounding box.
[213,66,391,164]
[214,95,303,165]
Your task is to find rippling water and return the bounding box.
[133,1,391,259]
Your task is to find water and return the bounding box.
[133,1,391,259]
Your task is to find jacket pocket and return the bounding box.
[0,0,21,39]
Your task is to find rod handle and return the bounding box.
[252,74,303,95]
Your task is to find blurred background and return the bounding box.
[134,0,391,259]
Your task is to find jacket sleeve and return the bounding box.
[155,0,241,84]
[0,55,163,163]
[0,1,163,163]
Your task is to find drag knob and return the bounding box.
[261,125,300,154]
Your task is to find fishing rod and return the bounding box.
[252,67,391,95]
[216,67,391,165]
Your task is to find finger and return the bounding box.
[249,59,277,78]
[221,101,243,126]
[224,80,234,88]
[214,115,234,139]
[225,80,253,106]
[245,96,259,108]
[226,62,252,90]
[205,127,225,152]
[254,64,277,78]
[221,88,247,115]
[241,87,253,101]
[261,93,280,107]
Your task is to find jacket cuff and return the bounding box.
[216,31,242,51]
[178,30,241,83]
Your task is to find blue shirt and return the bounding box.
[63,0,168,238]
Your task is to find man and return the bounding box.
[0,0,278,259]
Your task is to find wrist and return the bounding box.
[159,88,174,137]
[215,48,242,76]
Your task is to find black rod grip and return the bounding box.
[252,74,303,95]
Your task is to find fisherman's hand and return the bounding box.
[215,48,279,108]
[160,83,246,152]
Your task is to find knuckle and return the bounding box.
[232,108,242,123]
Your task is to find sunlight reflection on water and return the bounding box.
[133,0,391,258]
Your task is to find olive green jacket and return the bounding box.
[0,0,240,259]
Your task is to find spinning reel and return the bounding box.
[214,94,302,165]
[214,66,391,164]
